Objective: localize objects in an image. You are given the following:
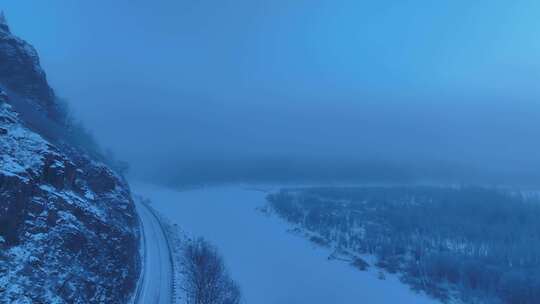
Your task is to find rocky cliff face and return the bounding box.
[0,15,140,303]
[0,14,58,120]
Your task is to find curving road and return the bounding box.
[134,200,174,304]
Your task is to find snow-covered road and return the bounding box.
[134,199,174,304]
[132,183,440,304]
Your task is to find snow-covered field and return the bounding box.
[131,182,439,304]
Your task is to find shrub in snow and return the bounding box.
[180,238,241,304]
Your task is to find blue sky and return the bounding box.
[3,1,540,184]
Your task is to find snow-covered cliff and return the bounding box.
[0,14,140,303]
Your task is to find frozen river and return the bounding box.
[132,183,439,304]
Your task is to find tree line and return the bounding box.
[267,186,540,304]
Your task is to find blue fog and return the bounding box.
[4,0,540,185]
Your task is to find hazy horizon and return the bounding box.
[4,1,540,186]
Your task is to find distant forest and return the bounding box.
[267,186,540,304]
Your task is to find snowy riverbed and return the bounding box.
[131,182,439,304]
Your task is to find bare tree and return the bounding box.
[180,238,241,304]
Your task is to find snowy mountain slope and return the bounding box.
[0,16,139,303]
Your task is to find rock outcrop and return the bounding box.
[0,13,57,120]
[0,14,140,303]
